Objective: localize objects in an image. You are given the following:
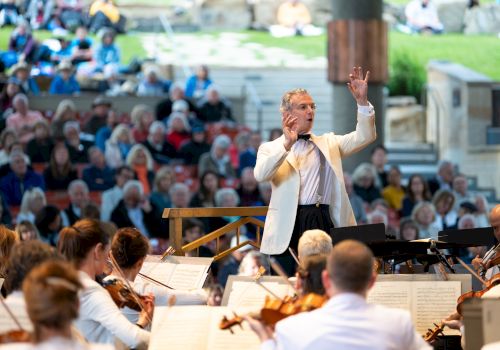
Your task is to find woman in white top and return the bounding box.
[104,227,206,324]
[57,219,152,349]
[0,260,111,350]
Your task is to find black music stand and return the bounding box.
[438,227,495,247]
[330,223,386,244]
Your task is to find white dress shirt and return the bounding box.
[75,271,150,349]
[262,293,431,350]
[0,337,113,350]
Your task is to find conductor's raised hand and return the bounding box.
[347,66,370,106]
[282,113,298,151]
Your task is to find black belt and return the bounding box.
[298,204,329,209]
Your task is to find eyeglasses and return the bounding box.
[292,103,317,111]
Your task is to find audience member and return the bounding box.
[143,121,177,165]
[401,174,431,218]
[198,134,236,179]
[49,59,80,95]
[411,201,440,239]
[43,142,78,190]
[100,165,134,221]
[0,0,21,27]
[0,128,18,165]
[190,170,219,208]
[85,96,112,134]
[344,172,367,224]
[63,120,92,163]
[50,98,77,139]
[16,186,46,223]
[60,179,89,226]
[55,0,85,31]
[381,165,405,211]
[137,65,170,97]
[371,145,388,188]
[0,77,22,117]
[69,26,93,65]
[185,65,212,99]
[427,160,454,195]
[95,108,119,151]
[131,104,154,143]
[110,180,162,238]
[92,28,120,72]
[405,0,444,34]
[474,194,490,228]
[270,0,322,37]
[26,0,54,30]
[352,162,381,205]
[238,250,270,276]
[432,189,457,231]
[237,167,264,207]
[26,119,53,163]
[125,144,154,195]
[198,85,233,123]
[0,150,45,206]
[166,112,191,150]
[8,19,38,63]
[239,130,261,173]
[170,182,191,209]
[149,166,174,213]
[35,204,62,246]
[105,123,133,168]
[82,146,115,191]
[178,123,210,165]
[207,284,223,306]
[15,219,40,241]
[218,234,253,286]
[88,0,126,33]
[155,82,197,120]
[6,93,43,144]
[10,61,40,95]
[452,173,475,211]
[297,229,332,260]
[399,218,419,240]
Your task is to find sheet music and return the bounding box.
[367,280,461,336]
[0,298,33,333]
[225,279,293,308]
[139,255,212,291]
[149,306,260,350]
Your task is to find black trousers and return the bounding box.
[274,204,334,276]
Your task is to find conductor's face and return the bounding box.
[285,93,316,134]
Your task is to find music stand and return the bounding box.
[438,227,495,247]
[330,223,386,245]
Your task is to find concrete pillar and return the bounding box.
[329,0,387,172]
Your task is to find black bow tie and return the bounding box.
[297,134,311,141]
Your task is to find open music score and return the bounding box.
[139,255,213,291]
[367,280,461,336]
[150,306,261,350]
[0,298,33,333]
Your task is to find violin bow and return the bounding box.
[0,294,24,331]
[137,272,174,290]
[288,248,301,267]
[269,257,298,294]
[455,256,487,286]
[253,266,282,300]
[108,253,152,324]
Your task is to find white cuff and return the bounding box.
[261,339,276,350]
[357,102,375,117]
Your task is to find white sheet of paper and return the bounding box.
[226,281,292,309]
[0,300,33,333]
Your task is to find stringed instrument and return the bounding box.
[422,322,445,343]
[102,278,148,311]
[0,330,32,344]
[220,293,327,333]
[456,273,500,315]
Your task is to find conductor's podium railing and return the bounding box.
[162,207,268,261]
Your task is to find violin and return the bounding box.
[479,251,500,277]
[220,293,327,332]
[456,273,500,315]
[0,330,31,344]
[102,278,148,312]
[422,322,444,343]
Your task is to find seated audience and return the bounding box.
[69,26,93,64]
[198,135,237,179]
[178,123,211,165]
[85,96,112,134]
[452,173,475,211]
[55,0,85,31]
[155,82,197,120]
[198,85,233,123]
[381,165,405,211]
[26,119,53,163]
[60,179,90,226]
[344,172,367,223]
[401,174,431,218]
[100,165,134,221]
[352,162,381,205]
[88,0,126,33]
[0,128,18,165]
[149,166,175,213]
[0,0,20,27]
[238,250,270,276]
[26,0,53,30]
[0,150,45,206]
[137,65,170,97]
[269,0,322,38]
[16,186,46,224]
[105,123,133,168]
[131,104,154,143]
[411,201,440,239]
[371,145,388,188]
[110,180,162,238]
[58,219,151,348]
[50,99,78,139]
[125,144,154,195]
[63,121,93,163]
[432,189,457,231]
[190,170,220,208]
[15,220,40,241]
[237,167,264,207]
[428,160,454,195]
[166,112,191,150]
[10,61,40,95]
[49,60,80,95]
[405,0,444,34]
[92,28,120,72]
[43,142,78,190]
[239,130,262,173]
[35,204,62,246]
[8,20,38,63]
[246,240,430,350]
[95,109,119,151]
[6,93,43,144]
[82,146,115,191]
[170,182,191,209]
[399,218,420,240]
[474,194,490,228]
[185,65,212,99]
[143,121,177,165]
[0,78,22,117]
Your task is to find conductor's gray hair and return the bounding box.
[280,88,309,113]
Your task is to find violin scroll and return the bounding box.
[423,322,444,343]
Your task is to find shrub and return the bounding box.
[387,49,426,103]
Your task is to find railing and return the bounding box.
[162,207,268,261]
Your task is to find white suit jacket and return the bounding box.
[262,293,431,350]
[254,111,376,254]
